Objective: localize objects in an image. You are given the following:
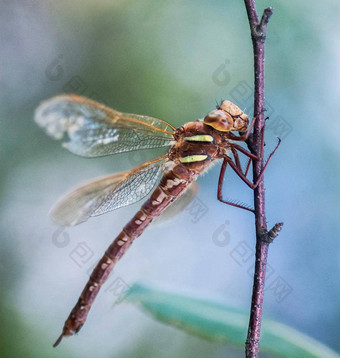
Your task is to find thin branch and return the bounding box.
[242,1,283,357]
[258,8,274,37]
[262,222,284,243]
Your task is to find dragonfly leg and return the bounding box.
[217,158,254,213]
[231,124,266,161]
[244,158,252,177]
[232,144,259,160]
[231,146,242,170]
[231,146,252,177]
[226,137,281,189]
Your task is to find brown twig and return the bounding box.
[242,1,283,357]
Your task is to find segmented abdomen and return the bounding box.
[57,164,196,340]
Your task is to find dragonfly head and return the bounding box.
[203,100,249,132]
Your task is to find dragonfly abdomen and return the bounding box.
[54,165,196,345]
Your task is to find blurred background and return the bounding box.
[0,0,339,357]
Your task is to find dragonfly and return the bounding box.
[34,94,279,346]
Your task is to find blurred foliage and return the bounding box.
[125,282,339,358]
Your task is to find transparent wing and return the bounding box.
[35,94,175,157]
[51,157,168,226]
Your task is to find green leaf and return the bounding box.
[124,283,338,358]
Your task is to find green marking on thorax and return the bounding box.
[179,155,208,163]
[184,135,214,142]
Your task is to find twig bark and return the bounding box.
[242,1,283,357]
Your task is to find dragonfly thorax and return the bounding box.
[169,121,229,172]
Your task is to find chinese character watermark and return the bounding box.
[185,196,209,223]
[211,223,293,303]
[69,241,94,268]
[106,277,131,304]
[230,240,254,266]
[212,60,294,140]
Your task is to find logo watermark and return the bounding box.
[51,227,131,304]
[212,60,293,140]
[211,223,293,303]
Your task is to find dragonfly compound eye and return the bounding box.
[203,110,234,132]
